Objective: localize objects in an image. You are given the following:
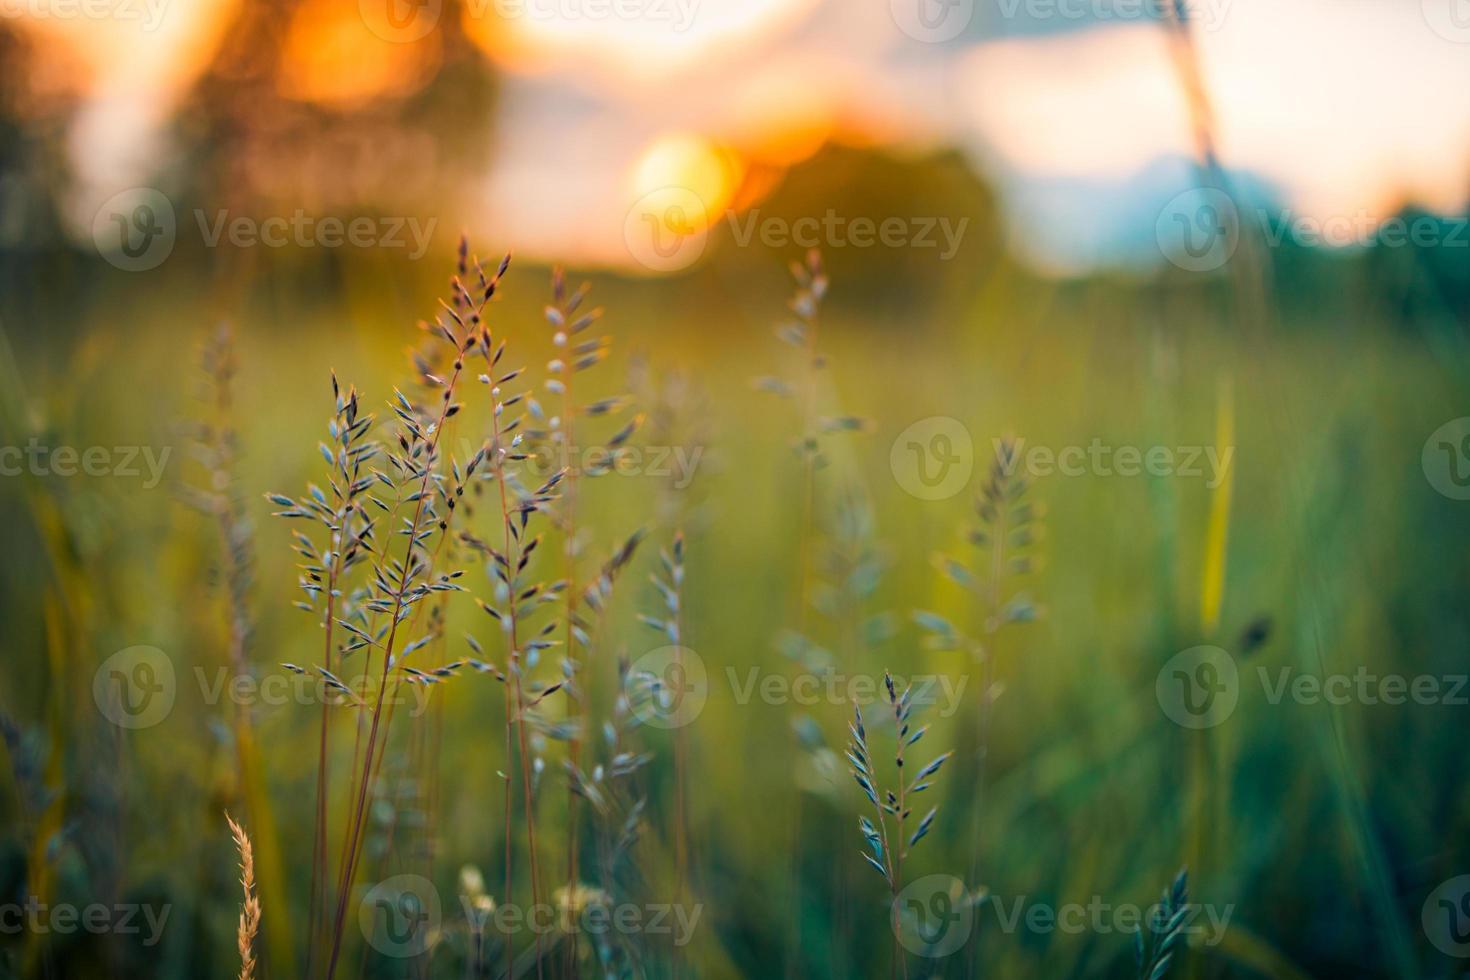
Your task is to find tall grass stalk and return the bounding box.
[550,270,587,956]
[270,239,506,978]
[323,384,457,977]
[846,673,953,980]
[271,373,380,975]
[1134,869,1188,980]
[1157,9,1413,977]
[187,326,291,974]
[491,375,546,980]
[452,287,576,980]
[632,358,709,978]
[913,438,1037,980]
[754,250,866,977]
[537,269,639,972]
[226,812,260,980]
[352,296,484,967]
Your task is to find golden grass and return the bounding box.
[227,812,261,980]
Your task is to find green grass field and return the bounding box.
[3,210,1468,979]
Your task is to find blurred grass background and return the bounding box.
[3,171,1470,977]
[3,6,1470,971]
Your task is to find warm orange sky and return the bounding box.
[6,0,1470,271]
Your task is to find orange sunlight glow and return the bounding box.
[631,132,743,208]
[278,0,441,107]
[14,0,1470,270]
[462,0,818,84]
[725,66,835,169]
[618,132,744,271]
[2,0,236,99]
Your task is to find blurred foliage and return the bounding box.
[2,29,1470,974]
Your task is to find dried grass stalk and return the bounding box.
[227,812,261,980]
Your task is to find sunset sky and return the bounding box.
[6,0,1470,272]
